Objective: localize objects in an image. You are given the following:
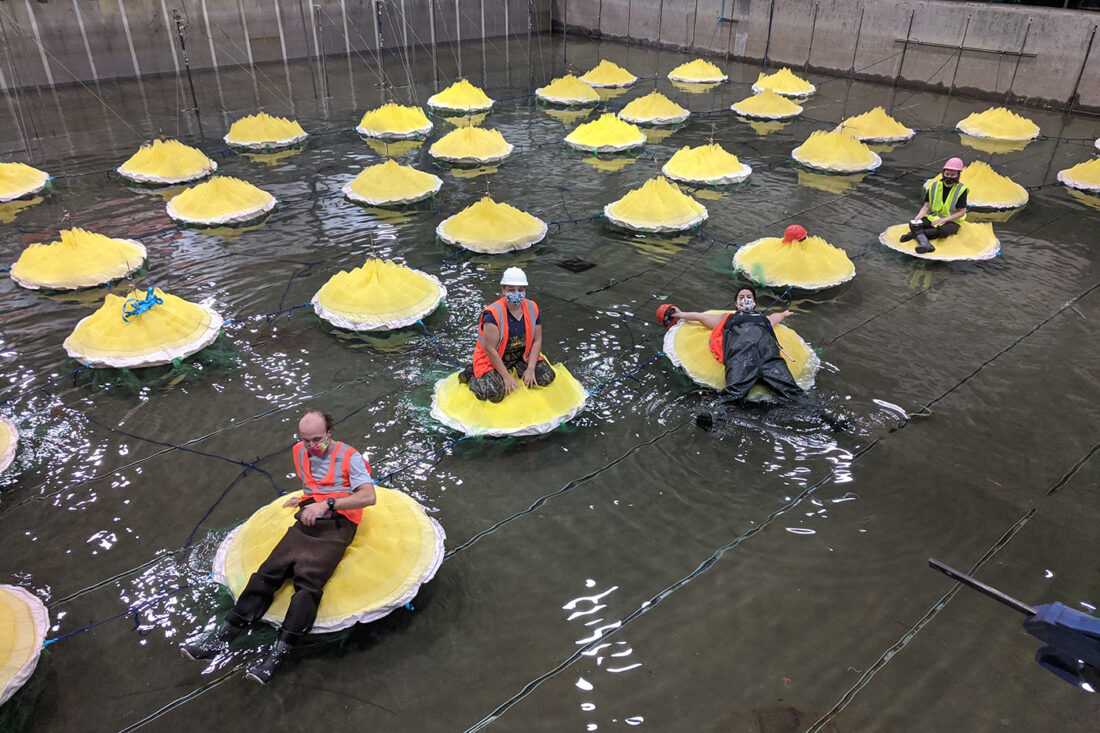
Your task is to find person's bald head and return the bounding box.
[298,409,334,445]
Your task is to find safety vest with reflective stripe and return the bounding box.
[927,180,968,222]
[292,440,371,524]
[471,297,541,378]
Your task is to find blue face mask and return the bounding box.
[504,291,525,306]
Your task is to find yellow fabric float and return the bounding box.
[957,107,1040,141]
[792,130,881,173]
[428,127,513,164]
[731,90,803,120]
[0,417,16,474]
[925,161,1028,209]
[356,102,433,139]
[662,143,751,185]
[663,313,819,399]
[117,139,217,185]
[535,74,600,105]
[343,159,442,206]
[427,79,494,113]
[431,364,587,436]
[224,112,307,149]
[618,91,690,125]
[214,487,444,632]
[879,222,1000,261]
[1057,158,1100,193]
[563,113,646,152]
[734,235,855,289]
[836,107,915,142]
[166,176,276,225]
[64,288,224,368]
[313,259,446,331]
[578,60,637,88]
[436,196,547,254]
[605,177,707,232]
[752,67,815,97]
[11,228,146,291]
[0,585,48,706]
[667,59,727,83]
[0,163,50,202]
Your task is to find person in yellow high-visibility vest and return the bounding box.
[901,157,969,254]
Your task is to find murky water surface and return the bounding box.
[1,35,1098,733]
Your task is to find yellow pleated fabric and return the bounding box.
[957,107,1040,141]
[563,113,646,152]
[0,585,48,706]
[925,161,1028,209]
[431,364,587,436]
[664,314,819,399]
[224,112,307,149]
[734,236,855,289]
[436,196,547,253]
[662,143,751,185]
[64,288,224,368]
[879,222,1000,261]
[343,159,442,206]
[356,102,433,139]
[578,60,637,87]
[731,90,803,119]
[752,67,815,97]
[605,177,707,232]
[214,488,445,632]
[0,163,49,202]
[0,417,16,474]
[1057,158,1100,193]
[535,74,600,105]
[793,130,881,173]
[117,139,217,184]
[836,107,915,142]
[427,79,494,112]
[11,228,146,290]
[313,259,446,331]
[667,59,727,83]
[428,127,513,164]
[166,176,276,225]
[618,91,690,125]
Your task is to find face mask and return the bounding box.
[307,438,330,457]
[504,291,525,306]
[736,297,755,312]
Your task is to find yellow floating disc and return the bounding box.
[541,106,593,127]
[166,176,276,225]
[663,313,819,400]
[0,417,16,474]
[0,585,48,706]
[117,139,217,185]
[431,364,587,436]
[734,236,855,289]
[563,113,646,152]
[957,107,1040,141]
[667,59,727,83]
[213,487,445,632]
[618,91,690,125]
[836,107,915,142]
[313,259,446,331]
[792,130,881,173]
[604,177,707,232]
[0,163,49,202]
[64,288,224,368]
[428,127,513,164]
[427,79,494,112]
[730,90,803,120]
[224,112,308,149]
[1057,158,1100,193]
[343,159,442,206]
[879,221,1000,261]
[752,67,815,97]
[662,143,751,185]
[11,228,146,291]
[356,102,433,139]
[436,196,547,254]
[535,74,600,105]
[924,161,1028,209]
[578,59,637,88]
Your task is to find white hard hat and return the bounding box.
[500,267,528,286]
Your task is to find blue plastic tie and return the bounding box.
[122,287,163,323]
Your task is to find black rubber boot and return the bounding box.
[457,366,474,384]
[914,232,935,254]
[245,640,292,684]
[180,619,246,661]
[899,231,916,242]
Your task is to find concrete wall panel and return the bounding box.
[627,0,661,43]
[658,0,696,50]
[600,0,630,39]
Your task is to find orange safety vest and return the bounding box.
[291,440,371,524]
[708,314,732,363]
[471,297,542,378]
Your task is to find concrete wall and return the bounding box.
[551,0,1100,112]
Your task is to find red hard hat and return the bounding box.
[944,157,965,171]
[656,303,680,329]
[782,224,808,243]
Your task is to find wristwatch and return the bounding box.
[326,497,336,513]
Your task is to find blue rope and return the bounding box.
[43,578,204,647]
[121,288,163,322]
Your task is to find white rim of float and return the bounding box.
[342,175,443,206]
[751,82,816,98]
[166,193,276,225]
[63,306,224,369]
[429,375,588,437]
[878,229,1001,261]
[840,126,916,143]
[956,121,1040,141]
[436,217,547,254]
[730,104,803,120]
[428,143,514,165]
[355,122,433,139]
[1095,138,1100,152]
[563,136,647,153]
[579,77,637,88]
[662,162,752,186]
[1057,170,1100,193]
[920,177,1029,210]
[10,239,148,291]
[117,159,218,185]
[0,171,50,203]
[535,90,600,105]
[603,205,708,233]
[792,147,882,173]
[427,99,495,113]
[618,111,690,125]
[0,584,48,706]
[312,274,447,332]
[0,417,17,473]
[667,73,728,83]
[732,240,856,289]
[223,132,308,150]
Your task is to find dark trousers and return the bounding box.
[720,322,804,403]
[908,217,959,240]
[226,513,357,643]
[466,357,556,402]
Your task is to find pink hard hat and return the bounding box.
[943,157,965,171]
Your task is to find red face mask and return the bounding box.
[306,438,330,457]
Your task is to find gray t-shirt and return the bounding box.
[305,443,372,491]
